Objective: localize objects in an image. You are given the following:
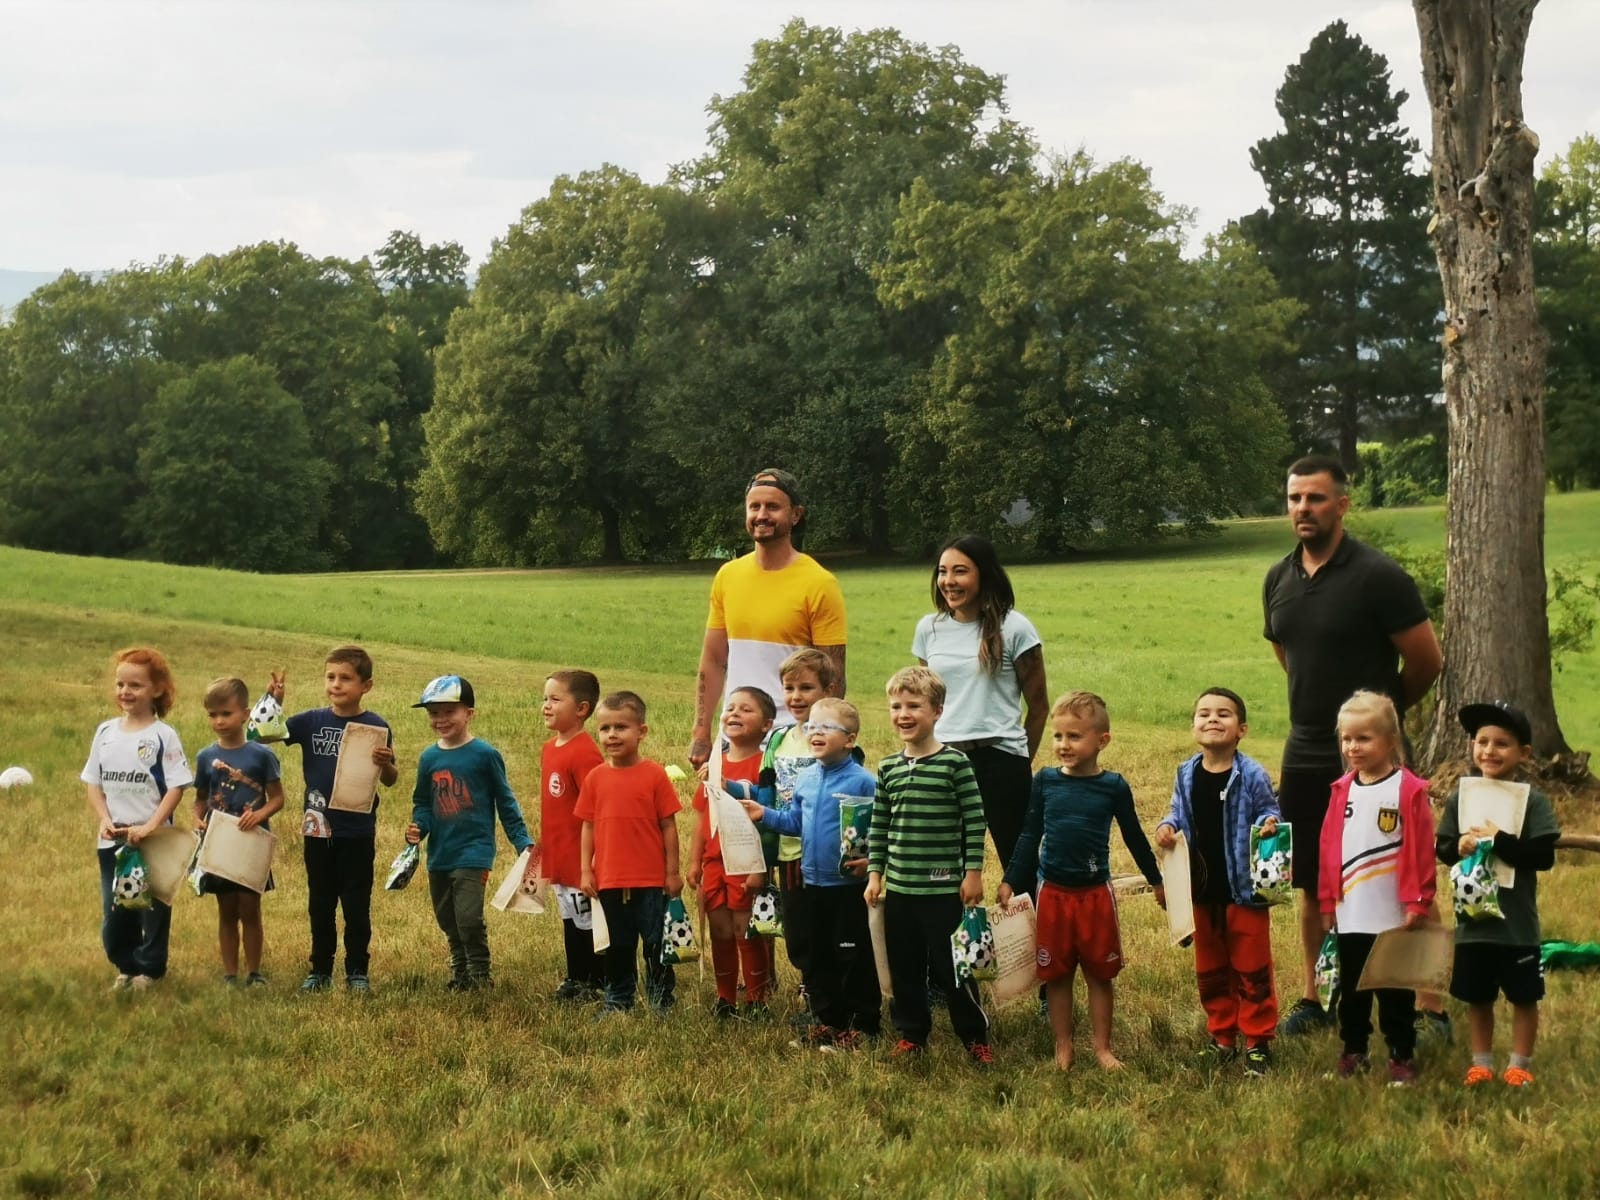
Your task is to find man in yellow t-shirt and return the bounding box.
[688,468,848,768]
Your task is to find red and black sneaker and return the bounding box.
[890,1039,926,1059]
[967,1042,996,1067]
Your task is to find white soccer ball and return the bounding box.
[752,893,777,923]
[0,766,33,789]
[1453,869,1490,917]
[114,869,147,902]
[667,919,695,948]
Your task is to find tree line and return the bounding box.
[1,19,1595,572]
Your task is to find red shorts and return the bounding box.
[1035,881,1123,982]
[700,856,756,912]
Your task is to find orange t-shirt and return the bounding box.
[692,750,763,865]
[574,760,682,890]
[539,732,603,887]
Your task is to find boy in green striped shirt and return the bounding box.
[865,666,993,1063]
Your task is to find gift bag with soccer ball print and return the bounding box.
[112,843,153,911]
[1451,842,1504,921]
[951,905,998,983]
[662,895,701,965]
[1249,822,1293,906]
[748,887,784,938]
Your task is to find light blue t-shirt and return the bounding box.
[912,608,1041,759]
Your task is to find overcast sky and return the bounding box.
[2,0,1595,272]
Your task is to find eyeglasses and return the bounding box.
[803,721,852,736]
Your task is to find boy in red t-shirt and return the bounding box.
[687,686,776,1019]
[540,669,606,1003]
[577,691,683,1015]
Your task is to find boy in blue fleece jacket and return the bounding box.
[1154,687,1281,1075]
[742,698,881,1045]
[405,675,535,991]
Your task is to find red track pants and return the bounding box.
[1193,902,1278,1047]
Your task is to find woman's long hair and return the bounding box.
[931,534,1016,675]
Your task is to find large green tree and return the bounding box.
[1535,134,1600,490]
[1242,20,1438,468]
[879,155,1292,550]
[133,357,327,571]
[420,167,690,564]
[675,20,1037,551]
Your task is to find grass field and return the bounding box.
[4,495,1600,1199]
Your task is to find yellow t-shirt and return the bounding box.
[707,551,847,717]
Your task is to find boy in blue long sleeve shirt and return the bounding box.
[743,698,881,1045]
[405,675,535,991]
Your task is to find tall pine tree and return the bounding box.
[1241,21,1438,468]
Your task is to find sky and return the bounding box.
[2,0,1596,273]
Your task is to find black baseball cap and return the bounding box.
[1459,700,1532,746]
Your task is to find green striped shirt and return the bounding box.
[870,746,986,896]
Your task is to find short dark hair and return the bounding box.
[729,686,778,723]
[597,690,647,723]
[548,669,601,717]
[1195,686,1247,724]
[326,644,374,682]
[1287,454,1347,487]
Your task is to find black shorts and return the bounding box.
[1450,942,1545,1006]
[1277,764,1342,894]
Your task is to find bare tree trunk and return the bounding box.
[1412,0,1571,765]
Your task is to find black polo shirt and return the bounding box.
[1262,534,1428,772]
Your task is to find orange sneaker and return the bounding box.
[1463,1064,1495,1087]
[1502,1066,1535,1088]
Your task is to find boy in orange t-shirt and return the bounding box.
[539,669,605,1003]
[577,691,683,1015]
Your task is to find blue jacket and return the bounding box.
[760,755,877,888]
[1158,751,1279,907]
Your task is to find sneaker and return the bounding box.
[1463,1064,1495,1087]
[1284,998,1333,1036]
[1244,1045,1272,1077]
[553,978,588,1003]
[1199,1041,1239,1066]
[967,1042,996,1067]
[1387,1058,1420,1088]
[346,975,370,995]
[890,1039,926,1059]
[1502,1065,1535,1088]
[1332,1052,1369,1079]
[221,974,239,988]
[714,999,739,1021]
[129,975,155,990]
[245,972,267,989]
[111,974,133,992]
[1417,1009,1453,1045]
[788,1023,840,1049]
[300,972,333,993]
[741,1002,772,1023]
[819,1029,869,1054]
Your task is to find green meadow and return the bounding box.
[4,494,1600,1199]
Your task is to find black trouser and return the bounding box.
[98,847,172,979]
[598,888,675,1011]
[776,860,812,988]
[965,745,1034,876]
[562,915,606,988]
[1337,931,1416,1060]
[885,891,989,1047]
[304,835,375,977]
[806,882,882,1035]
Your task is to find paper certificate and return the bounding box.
[987,894,1039,1008]
[195,810,276,892]
[867,901,893,998]
[489,848,547,915]
[591,895,611,953]
[1357,923,1453,993]
[139,826,197,906]
[1160,832,1196,946]
[707,783,767,877]
[1458,776,1530,887]
[328,722,387,813]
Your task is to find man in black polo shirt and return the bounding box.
[1263,454,1442,1035]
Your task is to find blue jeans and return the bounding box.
[98,847,173,979]
[598,888,675,1011]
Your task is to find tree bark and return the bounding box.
[1413,0,1571,765]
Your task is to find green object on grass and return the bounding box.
[1540,940,1600,970]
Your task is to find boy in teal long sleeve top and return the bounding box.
[405,675,535,990]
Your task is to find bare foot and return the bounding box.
[1054,1049,1073,1071]
[1095,1049,1124,1071]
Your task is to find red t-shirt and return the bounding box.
[692,751,763,865]
[574,759,683,890]
[539,732,603,887]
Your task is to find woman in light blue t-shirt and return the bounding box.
[911,533,1049,876]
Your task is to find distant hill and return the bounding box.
[0,268,64,311]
